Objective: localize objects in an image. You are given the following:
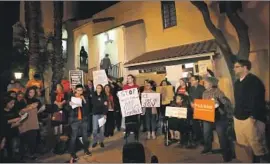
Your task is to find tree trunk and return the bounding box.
[25,1,41,79]
[191,1,251,82]
[52,1,64,87]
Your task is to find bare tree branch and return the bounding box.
[191,1,236,81]
[225,2,250,60]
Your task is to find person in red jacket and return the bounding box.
[122,74,140,141]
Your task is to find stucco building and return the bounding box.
[72,1,269,102]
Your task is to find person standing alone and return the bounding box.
[233,59,269,162]
[100,54,112,76]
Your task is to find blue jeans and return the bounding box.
[92,114,105,144]
[69,120,89,155]
[203,119,232,158]
[145,108,157,132]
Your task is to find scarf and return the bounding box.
[75,95,82,120]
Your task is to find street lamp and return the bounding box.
[14,72,23,80]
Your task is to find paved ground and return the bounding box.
[36,131,240,163]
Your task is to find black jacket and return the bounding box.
[188,85,205,102]
[68,95,89,123]
[234,73,266,122]
[91,93,108,115]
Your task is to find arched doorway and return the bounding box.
[78,34,88,71]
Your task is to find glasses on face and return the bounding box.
[234,65,243,69]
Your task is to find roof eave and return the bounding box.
[124,52,216,68]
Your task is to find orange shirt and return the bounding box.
[26,79,43,89]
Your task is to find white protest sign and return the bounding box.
[198,60,213,75]
[141,93,160,107]
[165,106,187,119]
[118,88,142,117]
[166,65,182,86]
[69,70,84,88]
[93,70,108,88]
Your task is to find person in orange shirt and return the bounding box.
[26,74,43,89]
[9,81,25,93]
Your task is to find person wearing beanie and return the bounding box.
[201,76,233,162]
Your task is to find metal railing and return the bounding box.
[108,62,123,79]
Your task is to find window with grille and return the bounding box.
[161,1,177,29]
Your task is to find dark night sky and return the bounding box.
[0,1,118,93]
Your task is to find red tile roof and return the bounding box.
[125,39,217,65]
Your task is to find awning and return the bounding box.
[124,39,217,67]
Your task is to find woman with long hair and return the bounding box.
[1,96,22,162]
[143,80,158,139]
[92,84,108,148]
[52,84,67,136]
[104,84,115,137]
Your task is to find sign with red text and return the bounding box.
[141,93,160,107]
[69,70,84,88]
[193,99,215,122]
[118,88,142,117]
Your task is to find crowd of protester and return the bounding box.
[0,59,269,163]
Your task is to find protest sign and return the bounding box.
[165,106,187,119]
[156,86,174,105]
[93,70,108,88]
[141,93,160,107]
[118,88,142,117]
[69,70,84,88]
[193,99,215,122]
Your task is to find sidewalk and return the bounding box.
[37,131,240,163]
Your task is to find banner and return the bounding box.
[156,86,174,105]
[93,70,108,88]
[118,88,142,117]
[165,106,187,119]
[69,70,84,88]
[141,93,160,107]
[193,99,215,122]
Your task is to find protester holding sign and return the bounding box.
[91,84,108,148]
[188,75,205,146]
[201,76,233,162]
[142,80,159,140]
[123,74,140,141]
[168,94,191,147]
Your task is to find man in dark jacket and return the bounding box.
[233,59,269,162]
[68,84,91,161]
[189,75,205,146]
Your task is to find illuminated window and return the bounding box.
[62,29,68,59]
[161,1,177,29]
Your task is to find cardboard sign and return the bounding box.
[193,99,215,122]
[69,70,84,88]
[165,106,187,119]
[141,93,160,107]
[118,88,142,117]
[136,73,166,86]
[156,86,174,105]
[93,70,108,88]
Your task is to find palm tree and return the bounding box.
[25,1,41,79]
[52,1,64,88]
